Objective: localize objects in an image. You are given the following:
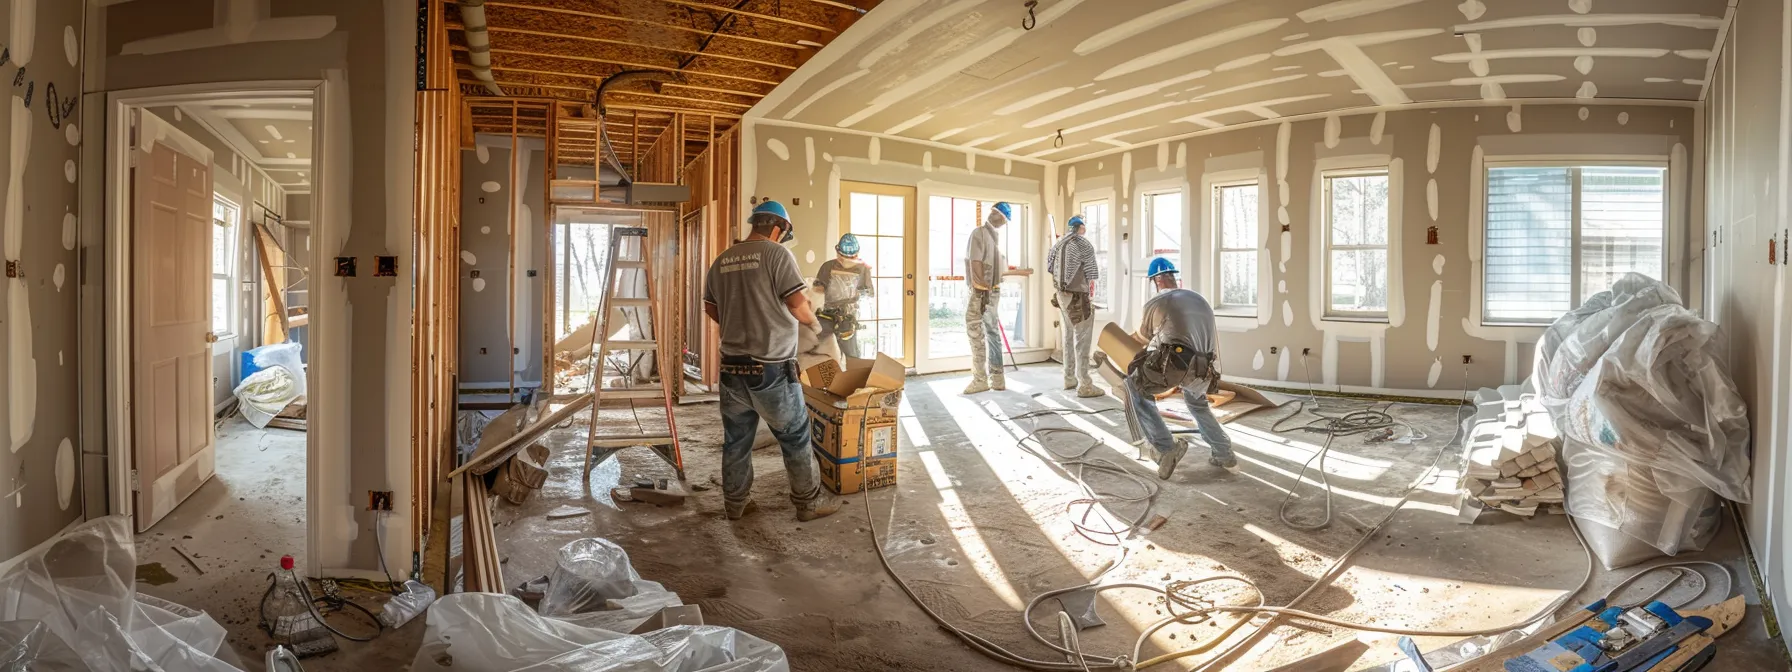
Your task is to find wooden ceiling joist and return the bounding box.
[479,23,798,71]
[481,1,810,52]
[484,47,782,87]
[647,0,837,33]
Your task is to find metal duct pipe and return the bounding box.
[458,0,504,96]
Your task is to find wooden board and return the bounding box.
[448,394,592,479]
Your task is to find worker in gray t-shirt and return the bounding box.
[813,233,874,358]
[1124,257,1234,481]
[702,201,842,523]
[962,202,1012,395]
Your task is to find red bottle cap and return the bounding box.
[280,555,294,570]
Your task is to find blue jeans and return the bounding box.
[1125,373,1234,461]
[719,359,823,509]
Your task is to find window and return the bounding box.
[928,196,1029,356]
[1483,164,1666,324]
[1142,190,1183,259]
[211,197,240,337]
[1322,171,1391,318]
[1213,183,1259,313]
[1078,199,1111,307]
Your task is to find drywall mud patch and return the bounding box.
[10,280,34,453]
[60,212,73,251]
[460,250,476,265]
[767,138,789,161]
[480,181,500,193]
[55,438,72,510]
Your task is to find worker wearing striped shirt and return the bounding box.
[1047,215,1102,397]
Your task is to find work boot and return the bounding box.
[1208,454,1239,469]
[796,495,844,522]
[1064,377,1078,390]
[1076,382,1104,398]
[1156,441,1188,480]
[724,499,758,521]
[963,378,991,394]
[990,373,1007,391]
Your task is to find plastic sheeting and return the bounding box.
[0,515,239,671]
[234,343,307,429]
[412,594,789,672]
[1532,273,1748,565]
[537,539,680,631]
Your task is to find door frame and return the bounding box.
[836,181,917,367]
[914,180,1047,375]
[101,81,327,571]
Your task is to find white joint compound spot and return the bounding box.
[57,351,60,366]
[480,226,490,234]
[804,137,815,176]
[1252,349,1265,371]
[1004,159,1013,175]
[868,137,881,165]
[480,181,500,193]
[806,250,816,264]
[1618,112,1630,125]
[1574,56,1594,75]
[475,145,489,164]
[10,280,34,453]
[1067,166,1077,193]
[7,97,31,261]
[472,277,486,292]
[1576,81,1598,99]
[1578,28,1597,47]
[1176,142,1188,168]
[1282,300,1293,326]
[63,160,74,184]
[1427,179,1438,221]
[923,151,933,172]
[1276,123,1291,181]
[967,153,976,174]
[1279,230,1292,270]
[1323,115,1340,148]
[52,264,62,291]
[64,123,78,147]
[1427,280,1442,350]
[1427,124,1441,173]
[1370,112,1386,145]
[766,138,789,161]
[1428,358,1443,388]
[1433,254,1445,274]
[460,250,476,265]
[1569,0,1592,14]
[1279,181,1290,205]
[1506,105,1523,132]
[173,108,182,122]
[1277,348,1291,381]
[1120,153,1134,195]
[61,212,74,251]
[10,0,34,67]
[62,25,76,67]
[1278,207,1290,226]
[56,438,73,510]
[1457,0,1485,20]
[1157,142,1169,171]
[1579,107,1590,121]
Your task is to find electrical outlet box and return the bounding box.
[1302,347,1311,356]
[479,347,488,355]
[1462,355,1473,364]
[368,491,393,511]
[334,257,356,277]
[375,256,398,277]
[1270,346,1278,354]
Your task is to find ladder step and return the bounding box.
[595,388,665,400]
[609,298,650,307]
[590,434,673,449]
[615,227,648,237]
[604,340,658,351]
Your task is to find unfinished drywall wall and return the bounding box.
[1055,103,1697,395]
[1704,0,1790,648]
[94,0,414,576]
[0,0,85,558]
[458,141,546,387]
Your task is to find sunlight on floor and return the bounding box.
[916,449,1026,610]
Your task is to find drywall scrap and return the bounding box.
[1455,386,1564,520]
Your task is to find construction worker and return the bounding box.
[963,201,1012,394]
[702,200,842,522]
[1047,214,1102,397]
[1125,257,1235,479]
[813,233,873,358]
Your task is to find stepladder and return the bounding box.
[580,226,684,480]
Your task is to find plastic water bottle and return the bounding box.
[263,556,323,643]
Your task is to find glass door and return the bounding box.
[920,196,1030,374]
[839,182,915,366]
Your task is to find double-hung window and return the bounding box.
[1322,170,1391,319]
[1212,182,1259,314]
[1482,164,1666,324]
[1078,199,1111,307]
[1141,190,1183,260]
[211,196,240,338]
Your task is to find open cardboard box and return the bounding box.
[801,354,905,494]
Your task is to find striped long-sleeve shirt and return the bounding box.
[1046,232,1099,293]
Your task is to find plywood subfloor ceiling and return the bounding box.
[765,0,1731,162]
[449,0,882,167]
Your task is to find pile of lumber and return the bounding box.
[454,394,593,593]
[1457,385,1565,519]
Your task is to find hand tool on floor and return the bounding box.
[1502,600,1721,672]
[996,315,1020,372]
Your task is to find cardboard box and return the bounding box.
[802,355,905,495]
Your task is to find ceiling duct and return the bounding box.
[457,0,504,96]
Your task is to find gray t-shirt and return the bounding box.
[703,240,806,362]
[964,225,1004,288]
[1139,288,1217,355]
[814,258,873,307]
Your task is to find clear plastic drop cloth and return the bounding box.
[412,594,788,672]
[537,538,674,620]
[0,515,239,671]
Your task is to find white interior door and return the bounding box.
[132,112,217,533]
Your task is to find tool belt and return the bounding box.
[721,356,799,384]
[817,305,860,338]
[1128,338,1218,396]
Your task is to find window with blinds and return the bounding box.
[1213,182,1259,313]
[1483,164,1666,324]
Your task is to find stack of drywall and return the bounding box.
[1457,385,1565,519]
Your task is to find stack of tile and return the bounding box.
[1457,385,1566,520]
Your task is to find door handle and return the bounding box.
[205,332,219,344]
[905,273,913,280]
[905,290,915,296]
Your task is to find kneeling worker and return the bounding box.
[702,200,842,522]
[1126,257,1235,479]
[813,233,873,358]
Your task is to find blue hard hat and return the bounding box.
[751,200,791,226]
[836,233,861,256]
[1067,214,1086,230]
[1147,257,1179,278]
[990,201,1014,224]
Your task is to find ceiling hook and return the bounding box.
[1054,129,1064,148]
[1022,1,1038,30]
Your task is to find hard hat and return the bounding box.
[989,201,1014,225]
[750,200,795,244]
[1067,214,1086,230]
[1147,257,1179,278]
[836,233,861,256]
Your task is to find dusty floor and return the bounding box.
[134,417,423,671]
[489,364,1791,672]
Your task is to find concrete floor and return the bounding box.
[488,364,1791,672]
[133,417,423,671]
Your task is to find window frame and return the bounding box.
[1479,159,1671,327]
[1076,194,1115,311]
[1321,167,1394,322]
[211,195,241,340]
[1139,187,1185,263]
[1209,177,1262,316]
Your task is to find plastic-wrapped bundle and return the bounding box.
[537,538,676,622]
[1533,274,1683,403]
[413,593,789,672]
